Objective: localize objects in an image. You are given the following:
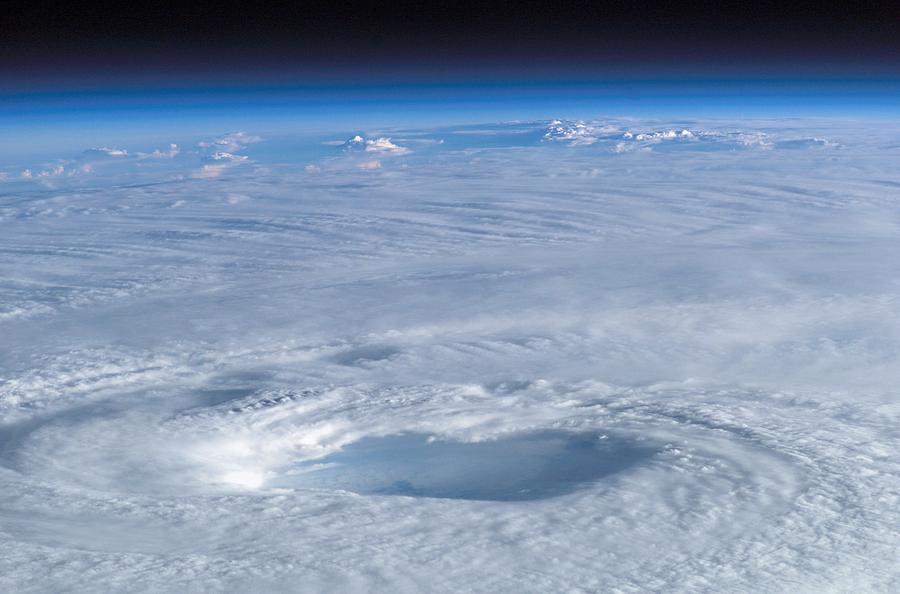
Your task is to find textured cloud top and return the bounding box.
[1,118,899,592]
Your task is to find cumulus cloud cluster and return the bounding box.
[21,164,67,179]
[363,137,411,155]
[545,119,842,154]
[83,147,128,157]
[623,129,695,141]
[543,120,620,145]
[147,143,180,159]
[206,151,249,162]
[191,133,260,176]
[7,122,845,188]
[544,120,707,148]
[198,131,262,153]
[6,133,261,185]
[343,135,411,155]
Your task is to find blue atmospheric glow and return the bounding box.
[3,78,899,162]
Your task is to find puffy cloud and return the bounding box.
[731,132,772,148]
[365,137,410,155]
[20,165,65,179]
[207,151,248,162]
[619,128,837,151]
[199,132,262,153]
[84,147,129,157]
[543,120,838,157]
[80,144,180,161]
[342,135,366,151]
[544,120,620,146]
[39,165,65,177]
[193,150,250,177]
[343,135,411,155]
[627,129,697,142]
[148,144,180,159]
[195,134,259,171]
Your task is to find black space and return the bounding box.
[3,1,900,82]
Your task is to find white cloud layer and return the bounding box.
[0,118,896,592]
